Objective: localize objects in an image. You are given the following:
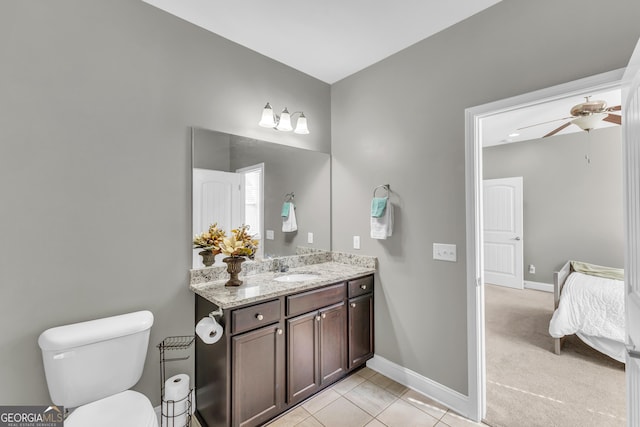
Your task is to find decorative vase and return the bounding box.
[223,256,246,287]
[199,250,216,267]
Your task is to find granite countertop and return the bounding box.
[190,261,375,309]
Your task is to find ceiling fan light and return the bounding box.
[276,108,293,131]
[294,113,309,134]
[259,103,276,128]
[571,113,607,131]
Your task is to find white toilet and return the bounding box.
[38,310,158,427]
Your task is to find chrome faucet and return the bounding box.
[273,259,289,273]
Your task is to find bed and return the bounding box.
[549,260,626,363]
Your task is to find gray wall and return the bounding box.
[484,127,624,283]
[230,137,331,256]
[331,0,640,394]
[193,128,231,171]
[0,0,330,405]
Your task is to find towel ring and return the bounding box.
[373,184,390,198]
[285,192,295,202]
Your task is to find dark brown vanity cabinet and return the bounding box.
[195,274,374,427]
[231,321,285,427]
[286,301,347,405]
[348,275,374,369]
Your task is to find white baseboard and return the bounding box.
[524,280,553,293]
[366,355,473,420]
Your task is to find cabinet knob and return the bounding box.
[321,313,326,319]
[256,314,264,321]
[350,303,356,308]
[360,284,367,290]
[277,328,283,335]
[316,315,321,321]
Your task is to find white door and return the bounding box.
[622,38,640,426]
[236,163,264,260]
[192,168,244,268]
[483,177,524,289]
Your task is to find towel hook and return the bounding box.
[373,184,390,198]
[285,192,295,202]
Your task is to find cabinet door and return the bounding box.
[319,302,347,385]
[348,294,374,370]
[231,322,285,427]
[286,311,320,404]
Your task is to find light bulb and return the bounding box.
[294,113,309,134]
[259,103,276,128]
[276,108,293,131]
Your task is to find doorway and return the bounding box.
[463,68,630,422]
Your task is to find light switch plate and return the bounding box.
[353,236,360,250]
[307,232,314,244]
[433,243,456,262]
[266,230,274,240]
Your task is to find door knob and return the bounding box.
[513,236,521,241]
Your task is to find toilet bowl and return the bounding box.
[65,390,158,427]
[38,310,158,427]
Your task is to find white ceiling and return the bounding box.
[141,0,622,142]
[141,0,503,84]
[482,89,621,147]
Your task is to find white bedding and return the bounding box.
[549,272,625,345]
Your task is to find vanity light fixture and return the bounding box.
[259,102,309,134]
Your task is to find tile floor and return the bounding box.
[191,367,488,427]
[262,367,487,427]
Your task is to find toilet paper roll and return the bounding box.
[195,316,223,344]
[162,373,190,427]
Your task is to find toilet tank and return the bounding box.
[38,310,154,408]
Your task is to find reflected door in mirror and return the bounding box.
[193,168,244,268]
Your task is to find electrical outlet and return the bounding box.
[529,264,536,274]
[266,230,274,240]
[433,243,456,262]
[353,236,360,250]
[307,232,314,244]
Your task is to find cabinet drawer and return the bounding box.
[287,283,346,317]
[231,299,281,335]
[348,276,373,298]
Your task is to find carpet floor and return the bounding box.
[483,284,626,427]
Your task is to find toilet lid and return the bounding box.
[65,390,158,427]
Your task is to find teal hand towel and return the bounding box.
[371,197,387,218]
[281,202,291,217]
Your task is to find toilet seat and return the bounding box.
[65,390,158,427]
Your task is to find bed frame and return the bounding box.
[552,260,573,355]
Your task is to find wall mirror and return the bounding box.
[192,127,331,268]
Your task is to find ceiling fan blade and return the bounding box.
[603,113,621,125]
[608,105,622,112]
[517,117,573,130]
[543,122,572,138]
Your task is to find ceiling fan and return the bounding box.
[519,96,622,138]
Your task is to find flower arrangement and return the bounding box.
[219,224,259,259]
[193,223,258,259]
[193,223,226,254]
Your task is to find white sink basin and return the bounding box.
[274,273,321,283]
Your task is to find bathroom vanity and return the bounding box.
[190,261,375,427]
